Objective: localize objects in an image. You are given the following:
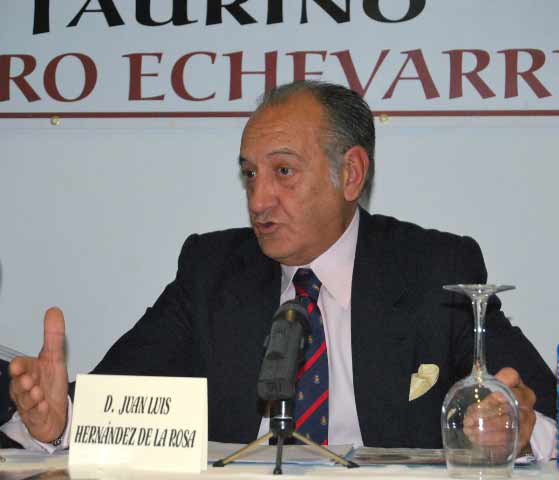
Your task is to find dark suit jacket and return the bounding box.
[0,359,23,448]
[0,359,13,426]
[92,210,556,447]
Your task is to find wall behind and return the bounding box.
[1,118,557,378]
[1,1,558,377]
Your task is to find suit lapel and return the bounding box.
[219,237,281,341]
[208,237,281,442]
[351,210,416,445]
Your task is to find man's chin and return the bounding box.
[255,236,289,263]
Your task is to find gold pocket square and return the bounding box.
[409,364,439,401]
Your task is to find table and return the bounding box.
[1,450,557,480]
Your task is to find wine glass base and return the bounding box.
[446,459,514,479]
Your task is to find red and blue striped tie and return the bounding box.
[293,268,329,445]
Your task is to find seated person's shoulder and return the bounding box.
[172,227,275,299]
[0,359,14,426]
[370,213,480,254]
[366,213,486,284]
[181,227,256,256]
[191,226,256,248]
[177,226,267,273]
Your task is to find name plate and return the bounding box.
[69,374,207,473]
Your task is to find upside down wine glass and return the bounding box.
[441,284,519,478]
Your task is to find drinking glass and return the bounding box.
[441,284,519,478]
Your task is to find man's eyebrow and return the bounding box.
[238,149,301,166]
[267,148,304,165]
[269,147,298,157]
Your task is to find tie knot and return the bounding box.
[293,268,322,302]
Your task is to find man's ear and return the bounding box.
[341,145,370,202]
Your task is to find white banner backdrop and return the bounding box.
[1,1,558,117]
[1,1,558,378]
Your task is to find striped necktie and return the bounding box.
[292,268,329,445]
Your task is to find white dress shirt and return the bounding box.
[2,209,557,458]
[257,205,362,445]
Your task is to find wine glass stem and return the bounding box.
[471,295,488,379]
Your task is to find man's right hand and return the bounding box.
[9,307,69,443]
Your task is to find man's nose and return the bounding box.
[248,174,277,214]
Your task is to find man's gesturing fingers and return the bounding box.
[9,358,40,406]
[8,307,69,443]
[10,380,44,413]
[41,307,66,361]
[9,355,36,378]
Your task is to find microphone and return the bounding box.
[257,299,310,401]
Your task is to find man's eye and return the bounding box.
[241,169,256,179]
[278,167,293,176]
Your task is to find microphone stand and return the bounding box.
[213,399,358,474]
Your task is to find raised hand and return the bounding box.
[9,307,69,443]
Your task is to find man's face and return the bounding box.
[239,93,355,266]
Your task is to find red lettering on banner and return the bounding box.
[331,49,389,96]
[171,52,217,101]
[43,53,97,102]
[443,49,495,99]
[286,51,327,81]
[498,49,551,99]
[123,53,165,101]
[225,51,277,100]
[384,49,439,99]
[0,55,41,102]
[2,48,557,108]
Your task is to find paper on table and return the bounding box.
[514,455,537,465]
[350,447,445,465]
[349,447,536,466]
[208,441,352,465]
[0,448,68,477]
[0,449,68,465]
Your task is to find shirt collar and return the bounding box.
[280,208,360,309]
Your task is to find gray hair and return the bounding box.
[257,80,375,207]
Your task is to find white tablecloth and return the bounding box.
[1,449,557,480]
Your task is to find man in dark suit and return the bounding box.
[6,81,556,453]
[0,359,24,448]
[0,359,12,425]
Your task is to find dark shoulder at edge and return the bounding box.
[370,213,475,245]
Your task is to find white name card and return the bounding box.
[69,374,207,473]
